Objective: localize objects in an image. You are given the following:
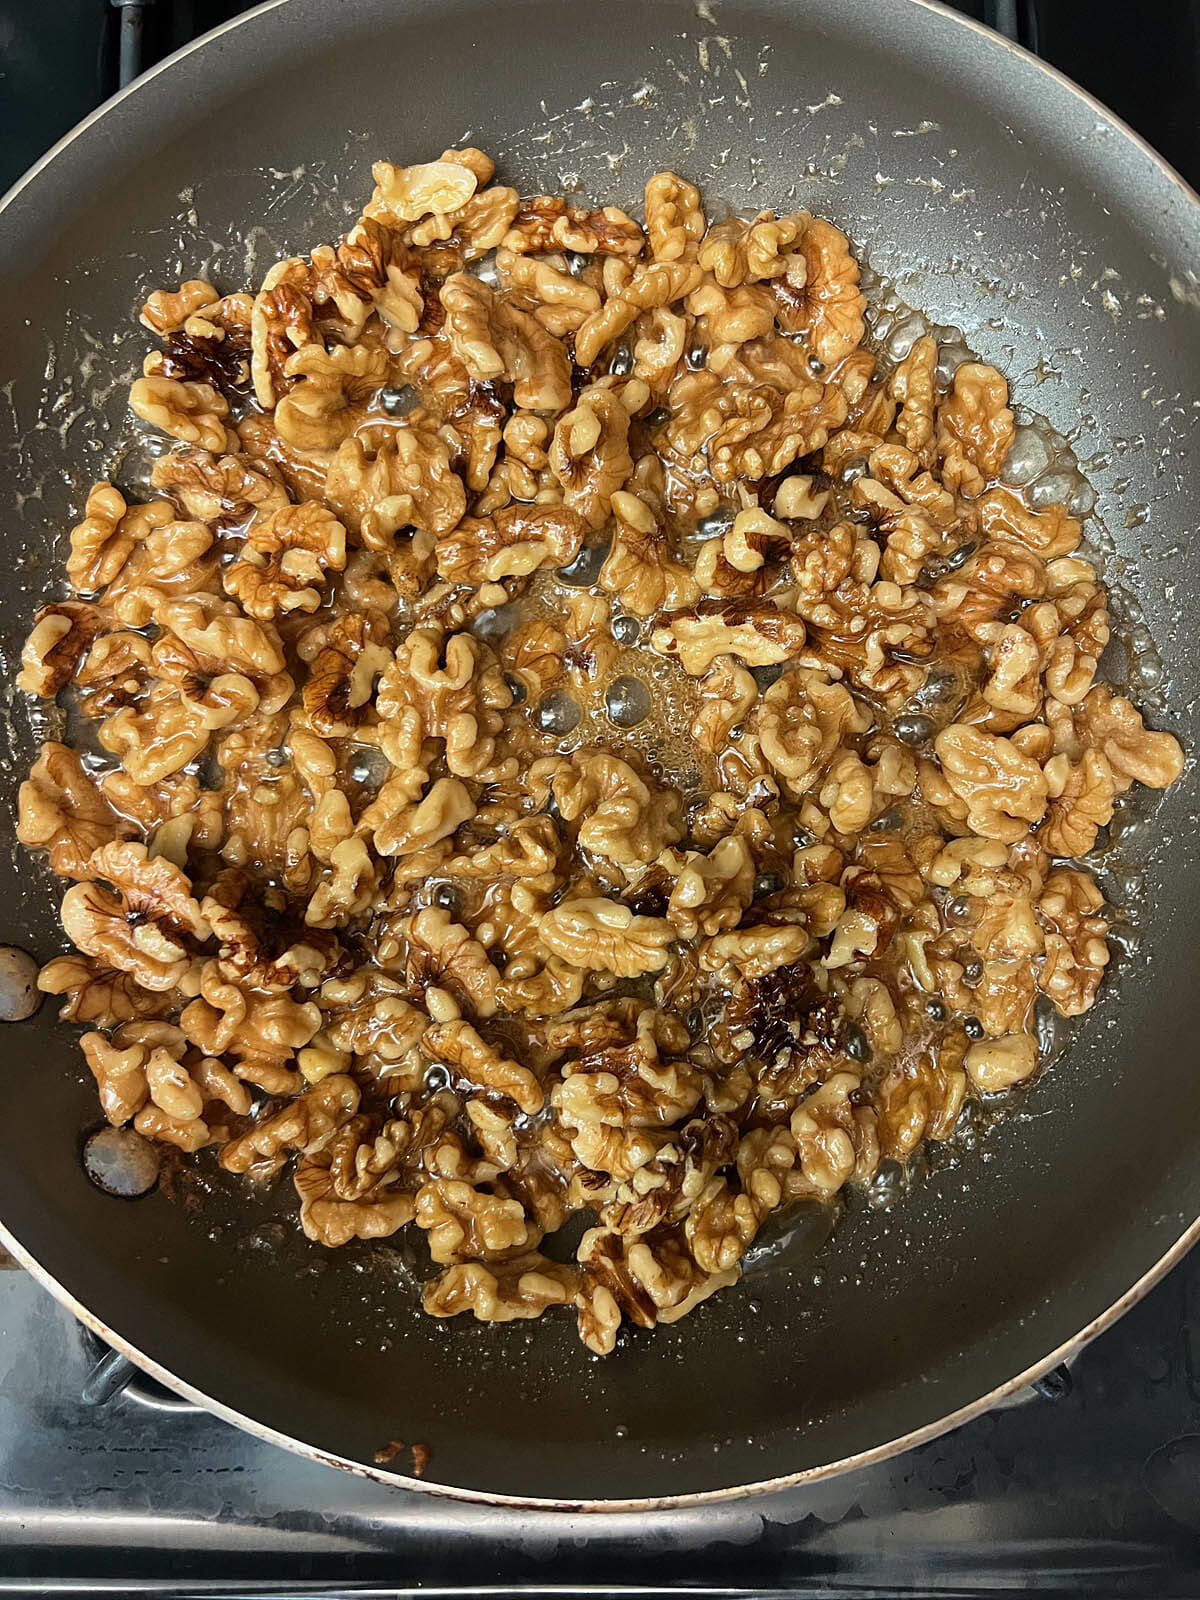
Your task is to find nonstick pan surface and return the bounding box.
[0,0,1196,1508]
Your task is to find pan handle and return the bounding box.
[81,1346,139,1406]
[983,0,1040,54]
[81,1343,203,1413]
[110,0,154,88]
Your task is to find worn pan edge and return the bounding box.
[0,0,1197,1511]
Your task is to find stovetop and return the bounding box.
[1,1,1198,1595]
[6,1248,1200,1595]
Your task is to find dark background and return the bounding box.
[0,0,1198,197]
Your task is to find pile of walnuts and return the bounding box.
[16,150,1184,1354]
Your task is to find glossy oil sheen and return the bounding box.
[0,0,1196,1506]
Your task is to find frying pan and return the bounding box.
[0,0,1197,1511]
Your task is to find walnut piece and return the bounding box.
[934,725,1048,843]
[61,842,209,992]
[772,219,866,364]
[539,900,675,978]
[936,363,1014,497]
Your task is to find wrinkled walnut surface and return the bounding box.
[17,152,1184,1357]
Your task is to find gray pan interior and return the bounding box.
[0,0,1197,1508]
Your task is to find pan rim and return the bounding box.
[1,0,1197,1512]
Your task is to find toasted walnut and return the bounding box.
[628,306,688,390]
[651,599,807,675]
[772,219,865,364]
[424,1253,578,1323]
[596,1115,738,1238]
[787,520,858,598]
[661,357,846,486]
[153,593,286,676]
[1076,684,1184,793]
[548,385,634,530]
[875,1040,967,1160]
[934,725,1048,842]
[554,1013,701,1136]
[362,775,473,859]
[699,209,808,287]
[551,750,683,867]
[391,906,501,1018]
[81,1023,243,1147]
[423,1019,543,1114]
[502,195,644,257]
[685,1125,795,1271]
[644,172,706,262]
[890,335,939,454]
[964,1032,1038,1093]
[575,1226,735,1354]
[539,899,674,978]
[201,875,333,995]
[325,424,466,548]
[750,669,870,797]
[502,619,567,699]
[843,975,903,1054]
[17,601,105,698]
[273,342,388,450]
[249,267,317,407]
[65,483,160,594]
[573,260,701,368]
[319,217,424,330]
[130,376,234,451]
[95,514,220,627]
[774,473,831,522]
[363,156,479,225]
[699,923,813,981]
[141,279,220,334]
[685,279,776,357]
[444,818,561,882]
[598,491,698,618]
[977,485,1080,559]
[376,625,513,782]
[788,1069,879,1195]
[853,478,944,587]
[317,971,427,1068]
[225,502,347,619]
[412,184,521,258]
[38,954,164,1027]
[18,744,130,879]
[819,751,876,834]
[440,273,572,411]
[219,1075,360,1177]
[1037,867,1110,1017]
[299,610,390,736]
[437,503,586,583]
[79,1026,157,1126]
[931,538,1046,645]
[60,842,208,992]
[415,1176,537,1264]
[495,247,601,334]
[556,588,617,689]
[936,363,1014,496]
[665,836,756,939]
[1040,747,1116,857]
[691,656,758,754]
[181,959,321,1062]
[294,1118,416,1247]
